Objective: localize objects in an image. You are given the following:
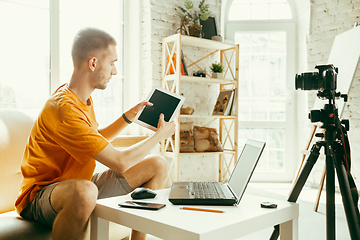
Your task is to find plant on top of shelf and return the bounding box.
[210,61,224,79]
[175,0,211,37]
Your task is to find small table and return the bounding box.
[90,189,298,240]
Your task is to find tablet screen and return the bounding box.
[137,89,181,128]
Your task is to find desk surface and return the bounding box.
[92,188,298,240]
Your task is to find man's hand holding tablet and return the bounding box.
[133,86,185,132]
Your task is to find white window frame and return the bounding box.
[123,0,143,135]
[50,0,60,93]
[223,0,298,182]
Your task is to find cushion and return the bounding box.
[193,126,223,152]
[0,110,35,213]
[167,122,195,152]
[0,211,130,240]
[0,212,52,240]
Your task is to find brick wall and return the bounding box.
[297,0,360,188]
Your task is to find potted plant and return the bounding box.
[210,61,224,79]
[176,0,211,37]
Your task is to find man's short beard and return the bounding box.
[93,72,108,90]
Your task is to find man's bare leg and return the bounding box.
[50,179,98,240]
[123,154,168,240]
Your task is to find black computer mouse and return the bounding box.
[131,187,157,199]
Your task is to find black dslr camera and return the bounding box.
[295,64,348,129]
[295,64,338,92]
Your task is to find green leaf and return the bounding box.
[198,0,205,8]
[177,6,187,14]
[200,13,209,21]
[184,0,193,10]
[176,12,185,19]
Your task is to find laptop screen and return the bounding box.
[228,140,265,203]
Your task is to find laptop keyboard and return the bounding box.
[189,182,226,199]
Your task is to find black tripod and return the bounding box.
[270,64,360,240]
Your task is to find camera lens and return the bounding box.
[295,72,320,90]
[295,74,302,90]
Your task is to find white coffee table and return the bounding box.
[90,188,298,240]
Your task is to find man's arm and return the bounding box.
[93,113,175,173]
[98,101,152,141]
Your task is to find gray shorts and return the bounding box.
[20,169,133,227]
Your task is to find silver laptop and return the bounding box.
[168,139,266,206]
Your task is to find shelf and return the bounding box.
[161,33,239,183]
[163,34,236,50]
[164,75,236,85]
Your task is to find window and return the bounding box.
[228,0,292,20]
[225,0,296,181]
[0,1,50,109]
[0,0,124,128]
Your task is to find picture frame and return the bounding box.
[212,89,235,116]
[200,16,217,40]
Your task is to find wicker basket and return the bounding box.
[188,24,203,37]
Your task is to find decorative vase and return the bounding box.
[212,72,222,79]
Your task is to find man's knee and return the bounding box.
[72,180,98,207]
[148,154,168,173]
[52,180,98,214]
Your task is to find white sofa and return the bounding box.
[0,109,130,240]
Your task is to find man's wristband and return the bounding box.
[122,113,132,124]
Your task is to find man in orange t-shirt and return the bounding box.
[16,28,175,240]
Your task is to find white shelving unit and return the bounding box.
[161,33,239,185]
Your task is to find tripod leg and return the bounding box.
[288,143,321,202]
[269,225,279,240]
[325,147,335,240]
[334,155,360,239]
[269,143,321,240]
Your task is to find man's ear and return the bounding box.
[88,57,97,71]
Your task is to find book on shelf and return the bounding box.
[167,53,186,75]
[228,89,237,116]
[212,89,236,116]
[181,50,188,76]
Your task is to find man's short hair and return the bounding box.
[72,28,117,68]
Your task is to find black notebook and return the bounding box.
[168,139,266,206]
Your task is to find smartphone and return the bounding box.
[118,201,166,210]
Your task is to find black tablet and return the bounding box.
[133,86,185,131]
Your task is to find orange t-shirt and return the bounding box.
[15,84,109,214]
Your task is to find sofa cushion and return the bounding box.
[0,210,131,240]
[0,211,52,240]
[0,110,35,213]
